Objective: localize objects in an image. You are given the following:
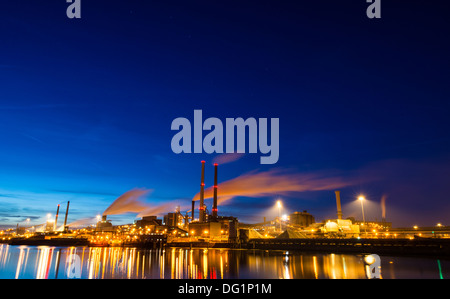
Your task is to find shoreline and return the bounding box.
[3,237,450,259]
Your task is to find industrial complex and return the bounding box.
[2,161,450,256]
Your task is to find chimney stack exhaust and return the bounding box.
[199,161,206,223]
[212,163,218,219]
[335,191,343,220]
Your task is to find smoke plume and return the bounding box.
[68,217,97,228]
[103,188,178,217]
[193,169,357,204]
[213,153,245,165]
[381,194,387,220]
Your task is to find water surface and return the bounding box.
[0,244,448,279]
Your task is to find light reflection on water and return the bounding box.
[0,244,448,279]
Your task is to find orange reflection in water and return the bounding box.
[0,244,372,279]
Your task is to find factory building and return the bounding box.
[189,222,222,239]
[134,215,166,235]
[321,219,360,236]
[315,191,361,237]
[289,211,315,227]
[96,215,114,232]
[164,208,184,228]
[135,215,162,227]
[45,220,55,232]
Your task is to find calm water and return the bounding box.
[0,244,448,279]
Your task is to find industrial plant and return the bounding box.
[2,161,450,256]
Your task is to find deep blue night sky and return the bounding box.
[0,0,449,228]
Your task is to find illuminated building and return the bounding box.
[289,211,315,228]
[135,215,162,227]
[164,212,184,228]
[96,215,113,232]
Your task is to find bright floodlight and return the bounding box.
[364,255,375,265]
[276,200,282,208]
[358,195,365,201]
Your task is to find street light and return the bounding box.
[358,195,367,237]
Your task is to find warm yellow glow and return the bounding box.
[312,256,318,279]
[364,255,375,265]
[358,195,365,201]
[276,200,282,208]
[413,225,418,229]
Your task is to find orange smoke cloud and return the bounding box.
[68,217,97,228]
[103,188,151,216]
[103,188,178,217]
[192,169,356,204]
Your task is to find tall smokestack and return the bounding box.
[63,201,70,232]
[54,204,60,231]
[191,200,195,222]
[212,163,218,219]
[335,191,343,220]
[199,161,206,223]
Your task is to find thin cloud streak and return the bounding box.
[213,153,245,165]
[192,168,368,205]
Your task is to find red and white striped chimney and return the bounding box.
[212,163,218,219]
[199,161,206,223]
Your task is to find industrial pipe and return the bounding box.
[335,191,343,220]
[54,204,60,231]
